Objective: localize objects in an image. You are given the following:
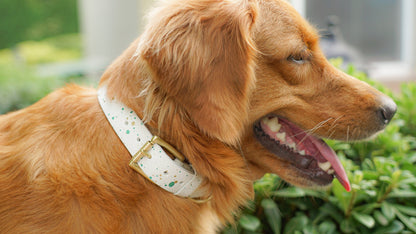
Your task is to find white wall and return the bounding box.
[138,0,155,31]
[78,0,147,78]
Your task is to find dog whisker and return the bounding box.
[327,129,336,140]
[346,126,350,142]
[289,118,331,140]
[236,142,249,167]
[324,115,344,138]
[351,127,359,141]
[294,117,334,145]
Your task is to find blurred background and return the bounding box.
[292,0,416,90]
[0,0,415,114]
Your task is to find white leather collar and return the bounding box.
[97,87,203,198]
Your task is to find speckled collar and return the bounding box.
[97,87,203,198]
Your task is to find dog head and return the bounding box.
[137,0,396,191]
[243,0,396,190]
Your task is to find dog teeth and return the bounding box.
[275,132,286,141]
[263,117,281,132]
[327,169,335,175]
[288,142,297,150]
[318,161,332,172]
[299,150,305,155]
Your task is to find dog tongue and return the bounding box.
[261,117,351,191]
[311,137,351,191]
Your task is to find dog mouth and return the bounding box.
[253,115,351,191]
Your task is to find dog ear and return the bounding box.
[140,0,257,145]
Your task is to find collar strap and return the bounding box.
[97,87,203,198]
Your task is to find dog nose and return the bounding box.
[378,96,397,124]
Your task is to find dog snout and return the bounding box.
[377,95,397,125]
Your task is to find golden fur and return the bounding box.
[0,0,393,233]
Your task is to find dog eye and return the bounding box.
[288,55,307,64]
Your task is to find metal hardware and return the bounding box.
[129,136,185,180]
[150,136,185,162]
[129,136,210,203]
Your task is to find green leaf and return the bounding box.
[301,224,317,234]
[393,204,416,216]
[379,176,391,183]
[317,203,344,224]
[318,221,336,234]
[363,189,377,197]
[352,212,375,228]
[332,179,351,212]
[302,189,328,199]
[353,203,379,214]
[394,209,416,232]
[353,170,364,184]
[399,177,416,186]
[271,187,305,198]
[261,199,281,234]
[222,225,239,234]
[388,190,416,198]
[362,170,380,180]
[391,170,402,183]
[374,210,389,226]
[373,220,404,234]
[381,202,396,222]
[238,214,261,232]
[283,215,308,234]
[340,219,355,234]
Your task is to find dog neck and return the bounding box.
[97,86,205,199]
[98,44,254,223]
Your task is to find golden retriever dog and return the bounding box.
[0,0,396,233]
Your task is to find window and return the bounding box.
[290,0,416,81]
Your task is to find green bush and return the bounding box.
[0,34,81,65]
[0,63,64,114]
[0,34,84,114]
[0,0,79,49]
[223,60,416,234]
[17,34,82,65]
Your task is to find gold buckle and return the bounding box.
[129,136,185,179]
[129,136,211,203]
